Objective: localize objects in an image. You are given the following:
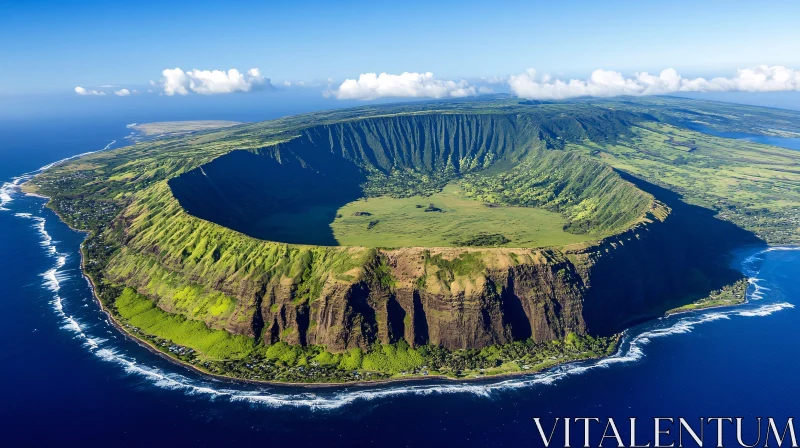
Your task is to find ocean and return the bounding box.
[1,112,799,447]
[686,123,800,151]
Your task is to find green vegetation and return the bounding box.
[424,250,486,278]
[362,341,425,373]
[116,287,255,360]
[213,333,619,383]
[666,278,749,315]
[451,233,510,247]
[460,147,654,235]
[569,121,800,243]
[596,95,800,137]
[330,183,588,248]
[113,300,617,382]
[26,95,800,384]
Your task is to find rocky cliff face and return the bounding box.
[254,248,589,351]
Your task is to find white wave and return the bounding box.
[750,279,769,300]
[737,302,794,317]
[15,209,92,350]
[64,315,83,333]
[762,246,800,253]
[17,212,57,255]
[1,139,118,214]
[36,140,117,173]
[740,246,799,302]
[0,182,16,210]
[77,300,776,411]
[0,175,35,210]
[42,264,63,293]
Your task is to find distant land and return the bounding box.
[127,120,243,138]
[25,96,799,384]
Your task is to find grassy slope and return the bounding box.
[104,182,372,331]
[460,147,654,235]
[569,122,800,243]
[116,287,255,360]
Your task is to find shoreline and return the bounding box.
[663,281,750,318]
[45,192,618,388]
[664,299,745,318]
[25,188,759,389]
[85,254,620,389]
[90,257,621,389]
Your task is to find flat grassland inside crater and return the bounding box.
[259,183,589,248]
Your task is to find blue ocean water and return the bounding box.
[1,116,799,447]
[686,123,800,150]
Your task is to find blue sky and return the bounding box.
[2,0,800,94]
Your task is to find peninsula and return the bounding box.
[25,96,800,383]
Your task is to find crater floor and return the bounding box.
[167,113,653,249]
[257,183,590,248]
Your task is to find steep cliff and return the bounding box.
[574,173,758,335]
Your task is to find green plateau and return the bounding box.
[25,95,800,383]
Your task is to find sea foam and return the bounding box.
[0,140,117,213]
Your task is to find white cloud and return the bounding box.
[329,72,479,100]
[74,86,106,96]
[160,67,270,95]
[282,80,316,88]
[509,66,800,100]
[481,75,506,85]
[114,88,131,96]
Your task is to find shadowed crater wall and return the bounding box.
[169,147,365,245]
[167,112,643,247]
[578,172,764,335]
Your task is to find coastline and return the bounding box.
[664,298,745,318]
[19,105,793,388]
[33,188,617,388]
[85,253,620,388]
[25,186,756,388]
[663,279,749,317]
